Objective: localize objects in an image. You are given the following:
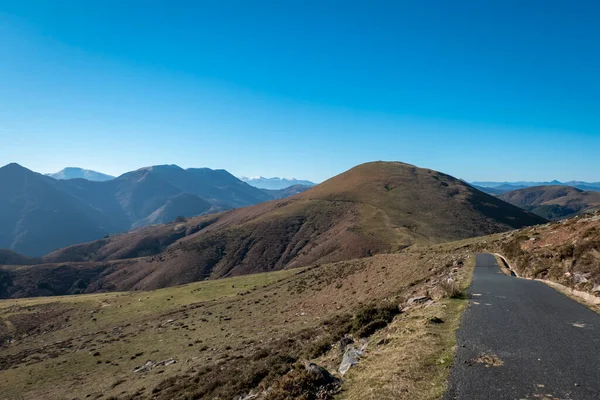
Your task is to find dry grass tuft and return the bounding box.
[473,352,504,367]
[440,280,466,299]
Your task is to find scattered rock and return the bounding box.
[235,393,259,400]
[573,273,589,284]
[592,284,600,293]
[339,343,367,376]
[429,317,444,324]
[407,295,431,305]
[338,335,354,354]
[376,338,390,346]
[133,358,177,373]
[306,363,338,384]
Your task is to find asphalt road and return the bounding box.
[444,253,600,400]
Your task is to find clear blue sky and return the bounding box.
[1,1,599,182]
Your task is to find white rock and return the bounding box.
[573,273,589,284]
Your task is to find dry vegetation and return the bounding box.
[334,257,473,400]
[0,246,474,400]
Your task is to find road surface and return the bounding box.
[444,253,600,400]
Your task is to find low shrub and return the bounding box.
[266,369,326,400]
[307,338,332,359]
[345,303,401,339]
[351,303,399,333]
[356,319,388,338]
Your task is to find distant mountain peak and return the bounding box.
[471,180,600,193]
[1,162,27,171]
[0,163,37,178]
[240,176,316,190]
[136,164,184,173]
[47,167,114,182]
[150,164,184,170]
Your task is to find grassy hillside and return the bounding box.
[0,248,474,400]
[1,161,545,298]
[300,162,545,243]
[499,185,600,220]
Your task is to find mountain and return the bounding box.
[0,163,117,257]
[260,184,313,199]
[0,163,273,256]
[241,176,316,190]
[146,165,272,207]
[472,180,600,192]
[3,161,546,297]
[47,167,115,181]
[0,249,39,265]
[498,185,600,220]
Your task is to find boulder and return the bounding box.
[338,343,368,376]
[305,363,340,387]
[338,335,354,354]
[573,273,589,284]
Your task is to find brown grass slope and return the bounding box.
[1,162,545,298]
[0,249,474,400]
[499,185,600,220]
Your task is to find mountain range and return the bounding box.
[46,167,115,181]
[240,176,316,190]
[0,161,547,298]
[472,180,600,194]
[498,185,600,220]
[0,163,274,256]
